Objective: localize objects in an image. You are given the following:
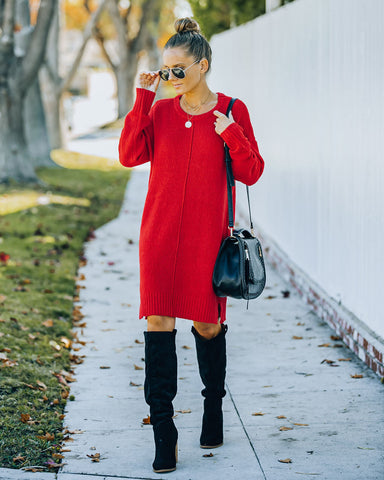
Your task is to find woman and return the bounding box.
[119,17,264,474]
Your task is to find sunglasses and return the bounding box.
[158,60,200,81]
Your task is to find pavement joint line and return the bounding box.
[58,472,157,480]
[226,383,267,480]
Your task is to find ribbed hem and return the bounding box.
[139,292,227,325]
[131,88,156,116]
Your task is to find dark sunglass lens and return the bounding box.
[159,69,169,81]
[172,68,185,79]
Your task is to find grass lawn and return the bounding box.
[0,162,130,472]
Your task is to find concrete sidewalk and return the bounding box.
[1,139,383,480]
[63,169,383,479]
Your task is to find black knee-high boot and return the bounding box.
[144,330,178,473]
[191,324,228,448]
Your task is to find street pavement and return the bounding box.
[1,131,383,480]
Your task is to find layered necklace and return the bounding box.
[182,91,212,128]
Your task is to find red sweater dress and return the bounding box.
[118,88,264,324]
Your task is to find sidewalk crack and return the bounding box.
[226,383,267,480]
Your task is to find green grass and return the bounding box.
[0,166,130,472]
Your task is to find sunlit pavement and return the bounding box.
[1,131,382,480]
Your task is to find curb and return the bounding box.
[246,218,384,379]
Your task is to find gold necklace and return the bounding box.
[182,92,212,128]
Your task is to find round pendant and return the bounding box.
[185,120,192,128]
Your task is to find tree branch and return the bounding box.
[106,0,129,64]
[93,27,117,72]
[60,0,108,94]
[131,0,161,55]
[18,0,55,94]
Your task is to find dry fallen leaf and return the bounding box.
[42,319,53,328]
[100,366,111,369]
[130,381,141,387]
[60,337,72,349]
[142,415,151,425]
[330,335,342,341]
[279,426,293,431]
[36,380,47,391]
[292,336,303,340]
[37,432,55,441]
[203,453,214,457]
[351,374,363,379]
[175,409,191,414]
[318,343,331,347]
[321,359,336,364]
[52,453,65,459]
[277,415,286,419]
[134,364,143,370]
[47,460,65,468]
[13,455,26,463]
[182,345,192,350]
[264,295,277,300]
[338,358,352,362]
[87,453,101,462]
[293,423,309,426]
[278,458,292,463]
[296,322,305,326]
[252,412,265,416]
[49,340,61,351]
[20,413,31,423]
[135,339,144,344]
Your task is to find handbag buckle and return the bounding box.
[229,227,234,237]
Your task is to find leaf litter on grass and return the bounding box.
[0,165,130,470]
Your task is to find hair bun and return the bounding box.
[174,17,200,34]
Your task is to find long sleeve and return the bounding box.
[220,99,264,186]
[118,88,156,167]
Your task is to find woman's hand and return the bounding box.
[137,71,160,93]
[213,110,234,135]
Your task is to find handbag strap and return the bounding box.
[224,98,254,236]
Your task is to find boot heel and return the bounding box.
[152,421,178,473]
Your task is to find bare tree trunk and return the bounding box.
[40,2,63,150]
[116,59,137,117]
[0,88,37,182]
[40,0,108,149]
[106,0,162,117]
[0,0,55,183]
[25,77,56,167]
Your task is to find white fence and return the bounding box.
[209,0,384,341]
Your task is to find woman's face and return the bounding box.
[162,47,204,95]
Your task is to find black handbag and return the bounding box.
[212,98,266,301]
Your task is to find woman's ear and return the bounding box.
[200,58,209,74]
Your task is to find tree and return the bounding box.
[188,0,265,39]
[41,0,108,149]
[0,0,56,183]
[18,0,54,168]
[97,0,164,117]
